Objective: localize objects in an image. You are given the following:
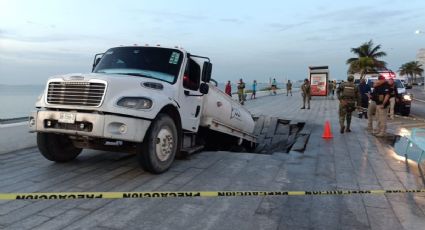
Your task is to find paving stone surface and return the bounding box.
[1,92,425,229]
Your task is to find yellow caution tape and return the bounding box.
[0,189,424,200]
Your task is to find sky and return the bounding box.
[0,0,425,85]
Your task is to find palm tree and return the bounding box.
[399,61,424,83]
[346,40,387,79]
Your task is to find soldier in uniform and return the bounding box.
[301,78,311,109]
[237,78,246,105]
[337,75,360,133]
[286,80,292,96]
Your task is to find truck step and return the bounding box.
[181,145,205,155]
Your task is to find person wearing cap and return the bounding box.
[368,75,390,137]
[337,75,360,133]
[301,78,311,109]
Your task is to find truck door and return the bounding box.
[179,58,203,132]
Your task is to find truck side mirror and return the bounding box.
[202,62,212,82]
[92,53,104,72]
[200,82,209,94]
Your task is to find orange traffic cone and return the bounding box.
[322,120,333,139]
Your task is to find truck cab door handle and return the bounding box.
[195,106,201,117]
[184,90,203,97]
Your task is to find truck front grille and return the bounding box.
[47,81,106,107]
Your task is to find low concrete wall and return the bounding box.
[0,122,36,154]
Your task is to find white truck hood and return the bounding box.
[36,73,179,120]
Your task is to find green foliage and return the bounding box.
[399,61,424,83]
[346,40,387,79]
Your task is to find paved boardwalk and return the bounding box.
[1,93,425,230]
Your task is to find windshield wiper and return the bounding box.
[115,73,154,78]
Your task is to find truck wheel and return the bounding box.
[37,133,82,162]
[138,114,178,174]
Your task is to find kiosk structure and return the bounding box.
[309,66,329,97]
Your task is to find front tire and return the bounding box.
[37,133,82,162]
[138,114,178,174]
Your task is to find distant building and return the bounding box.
[417,48,425,66]
[416,49,425,83]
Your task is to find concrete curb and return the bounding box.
[413,98,425,103]
[0,122,36,154]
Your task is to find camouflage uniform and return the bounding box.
[237,81,245,105]
[337,77,360,133]
[301,80,311,109]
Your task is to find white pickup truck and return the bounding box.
[30,45,256,173]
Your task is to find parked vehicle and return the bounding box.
[398,75,412,89]
[30,45,257,173]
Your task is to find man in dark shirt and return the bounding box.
[358,79,371,119]
[370,75,390,137]
[387,78,398,119]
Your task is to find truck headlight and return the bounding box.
[403,94,412,101]
[117,97,152,109]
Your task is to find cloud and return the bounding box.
[268,21,311,32]
[25,20,56,29]
[309,6,413,26]
[219,18,244,24]
[0,30,100,43]
[136,9,208,22]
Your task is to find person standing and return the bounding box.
[387,78,398,119]
[301,78,311,109]
[332,80,337,96]
[251,80,257,100]
[358,79,371,119]
[328,81,334,99]
[225,80,232,96]
[286,80,292,96]
[368,75,390,137]
[271,78,277,95]
[237,78,246,105]
[337,75,360,133]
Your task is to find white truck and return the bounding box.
[30,45,256,173]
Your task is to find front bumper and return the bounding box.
[29,110,151,142]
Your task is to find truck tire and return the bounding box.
[37,133,82,162]
[138,114,178,174]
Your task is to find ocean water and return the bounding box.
[0,85,45,119]
[0,81,300,119]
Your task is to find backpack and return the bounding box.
[341,83,356,99]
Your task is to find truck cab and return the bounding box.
[30,45,256,173]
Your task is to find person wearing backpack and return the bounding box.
[337,75,360,133]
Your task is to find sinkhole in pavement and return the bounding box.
[202,116,310,154]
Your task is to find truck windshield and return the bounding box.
[93,47,183,84]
